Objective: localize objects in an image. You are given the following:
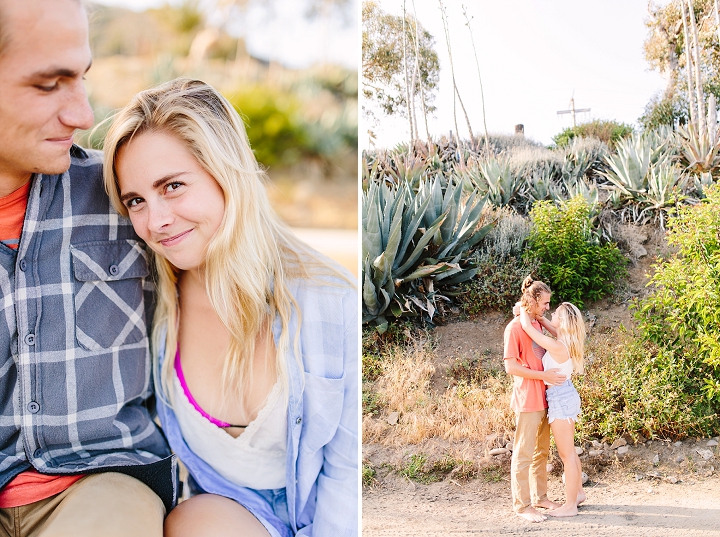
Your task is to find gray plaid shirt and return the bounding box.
[0,146,175,509]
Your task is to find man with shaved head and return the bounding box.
[0,1,174,534]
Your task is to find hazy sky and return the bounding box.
[93,0,358,70]
[363,1,670,148]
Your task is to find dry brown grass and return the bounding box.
[362,337,515,447]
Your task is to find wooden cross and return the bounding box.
[557,97,590,128]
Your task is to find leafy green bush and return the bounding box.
[456,207,540,313]
[228,85,309,167]
[553,119,633,149]
[525,195,627,307]
[362,462,377,487]
[576,327,718,441]
[635,184,720,401]
[459,256,540,315]
[396,453,473,483]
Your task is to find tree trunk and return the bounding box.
[411,0,431,142]
[688,0,706,132]
[402,0,415,143]
[681,0,698,130]
[715,0,720,48]
[409,17,420,142]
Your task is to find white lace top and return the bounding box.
[172,371,288,490]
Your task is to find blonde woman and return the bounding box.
[102,78,357,537]
[519,300,586,517]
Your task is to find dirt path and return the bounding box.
[363,473,720,536]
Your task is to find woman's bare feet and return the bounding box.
[516,507,547,522]
[533,498,562,510]
[547,503,578,517]
[576,490,586,506]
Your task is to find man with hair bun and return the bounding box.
[0,0,173,534]
[503,277,566,522]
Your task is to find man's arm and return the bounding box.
[504,357,566,385]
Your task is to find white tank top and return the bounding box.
[541,341,574,385]
[172,371,288,490]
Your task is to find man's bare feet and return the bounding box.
[533,499,562,510]
[516,507,546,522]
[576,491,586,506]
[547,503,578,517]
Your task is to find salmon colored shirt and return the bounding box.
[0,181,31,250]
[0,181,85,507]
[0,471,85,508]
[504,318,548,413]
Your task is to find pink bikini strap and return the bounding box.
[174,348,247,429]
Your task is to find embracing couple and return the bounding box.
[0,0,357,536]
[503,277,587,522]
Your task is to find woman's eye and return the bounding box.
[126,197,143,209]
[166,181,183,193]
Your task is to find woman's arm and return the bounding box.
[519,308,567,359]
[297,288,358,537]
[536,315,558,337]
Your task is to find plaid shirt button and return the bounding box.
[27,402,39,413]
[24,334,35,346]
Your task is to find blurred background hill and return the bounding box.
[79,0,358,273]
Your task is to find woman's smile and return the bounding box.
[116,130,226,272]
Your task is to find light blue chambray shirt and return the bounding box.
[156,277,358,537]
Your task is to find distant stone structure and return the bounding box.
[515,124,524,136]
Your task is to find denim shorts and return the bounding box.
[546,379,581,423]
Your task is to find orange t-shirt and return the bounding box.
[504,318,548,413]
[0,471,85,508]
[0,181,86,506]
[0,181,31,250]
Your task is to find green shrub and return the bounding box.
[396,453,473,483]
[458,256,540,315]
[227,85,310,167]
[553,119,633,149]
[456,207,540,313]
[635,184,720,401]
[576,328,718,441]
[525,195,627,307]
[362,462,377,487]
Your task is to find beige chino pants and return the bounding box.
[0,472,165,537]
[510,409,550,513]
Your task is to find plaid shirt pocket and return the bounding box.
[70,240,149,350]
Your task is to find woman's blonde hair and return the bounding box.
[102,78,336,409]
[520,275,551,311]
[555,302,586,374]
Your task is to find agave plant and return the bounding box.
[362,177,493,332]
[601,131,671,197]
[468,158,522,208]
[678,124,720,175]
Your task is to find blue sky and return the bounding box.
[363,1,670,148]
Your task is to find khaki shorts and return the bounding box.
[0,472,165,537]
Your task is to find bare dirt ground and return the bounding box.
[363,471,720,536]
[363,226,720,535]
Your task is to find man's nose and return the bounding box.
[59,80,94,131]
